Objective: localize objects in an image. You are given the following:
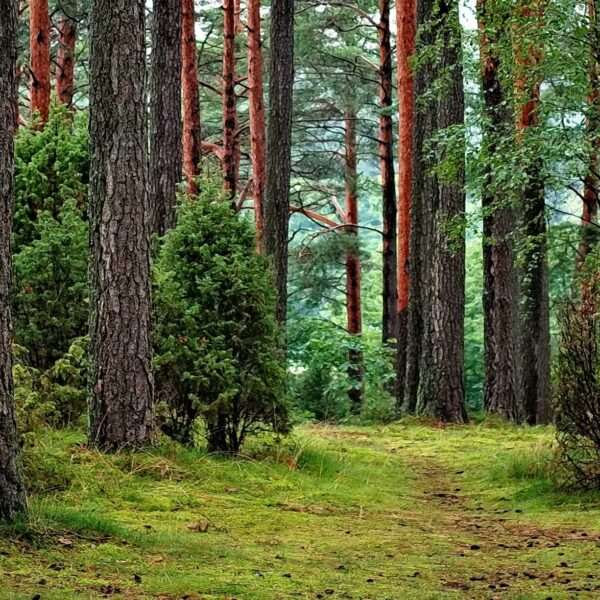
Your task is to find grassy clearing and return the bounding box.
[1,421,600,599]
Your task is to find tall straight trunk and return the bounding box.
[403,0,434,414]
[264,0,294,326]
[478,0,521,421]
[150,0,183,235]
[248,0,266,249]
[395,0,416,408]
[29,0,51,124]
[223,0,238,197]
[182,0,201,196]
[0,0,27,521]
[344,106,364,414]
[578,0,600,265]
[56,0,77,110]
[515,1,551,424]
[379,0,398,346]
[405,0,467,423]
[88,0,154,450]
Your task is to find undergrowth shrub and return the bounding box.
[14,337,89,435]
[153,180,290,453]
[555,273,600,488]
[288,319,395,422]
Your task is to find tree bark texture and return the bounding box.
[150,0,183,235]
[0,0,27,521]
[264,0,294,326]
[248,0,267,250]
[223,0,239,197]
[29,0,51,124]
[478,0,521,421]
[395,0,416,407]
[344,107,364,415]
[578,0,600,266]
[379,0,398,346]
[88,0,154,450]
[515,1,551,424]
[405,0,467,423]
[182,0,201,196]
[56,0,77,110]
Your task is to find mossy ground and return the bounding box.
[1,420,600,599]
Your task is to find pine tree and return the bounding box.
[0,0,27,521]
[88,0,154,449]
[182,0,201,196]
[29,0,51,124]
[56,0,77,111]
[150,0,183,235]
[265,0,294,326]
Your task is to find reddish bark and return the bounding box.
[248,0,266,250]
[182,0,201,196]
[379,0,398,346]
[578,0,600,266]
[56,7,76,110]
[395,0,416,403]
[223,0,238,197]
[29,0,50,124]
[344,107,363,414]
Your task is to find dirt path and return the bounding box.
[407,456,600,599]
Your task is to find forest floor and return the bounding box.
[1,420,600,599]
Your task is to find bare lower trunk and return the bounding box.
[150,0,183,235]
[182,0,201,196]
[0,0,27,520]
[264,0,294,326]
[88,0,155,450]
[29,0,51,124]
[478,0,521,421]
[406,0,467,423]
[248,0,266,250]
[515,1,551,425]
[344,107,364,415]
[379,0,398,347]
[395,0,416,409]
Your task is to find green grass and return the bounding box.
[2,421,600,598]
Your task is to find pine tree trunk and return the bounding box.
[248,0,266,250]
[379,0,398,347]
[406,0,467,423]
[395,0,416,408]
[223,0,239,197]
[264,0,294,326]
[478,0,521,421]
[182,0,201,196]
[344,106,364,414]
[56,0,77,111]
[403,0,436,415]
[578,0,600,265]
[515,2,551,424]
[88,0,154,450]
[0,0,27,521]
[29,0,51,124]
[150,0,183,235]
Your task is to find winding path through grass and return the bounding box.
[1,422,600,598]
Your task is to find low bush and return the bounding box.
[153,179,290,453]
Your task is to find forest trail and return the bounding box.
[2,423,600,599]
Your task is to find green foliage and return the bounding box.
[14,337,89,436]
[289,318,395,422]
[14,108,89,249]
[13,200,89,369]
[153,180,289,452]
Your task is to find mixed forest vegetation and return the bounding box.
[1,0,600,597]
